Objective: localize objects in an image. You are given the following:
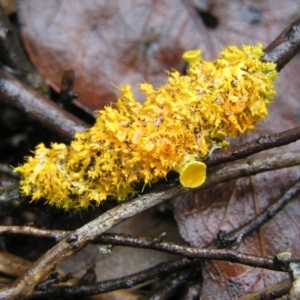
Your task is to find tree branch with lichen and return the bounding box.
[14,43,277,210]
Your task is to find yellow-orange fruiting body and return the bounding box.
[178,161,207,188]
[15,44,277,210]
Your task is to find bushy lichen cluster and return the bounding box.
[15,44,277,210]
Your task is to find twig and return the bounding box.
[0,149,299,226]
[216,178,300,247]
[95,234,282,271]
[146,267,200,300]
[238,279,291,300]
[57,70,78,107]
[0,227,288,272]
[31,258,194,299]
[2,150,298,222]
[205,126,300,167]
[57,70,95,117]
[262,17,300,71]
[36,273,73,291]
[0,69,88,141]
[0,226,67,242]
[203,151,300,189]
[2,145,299,215]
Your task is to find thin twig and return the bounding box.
[262,17,300,71]
[203,151,300,189]
[31,258,194,299]
[238,279,291,300]
[145,268,199,300]
[0,69,88,141]
[216,178,300,247]
[0,226,68,242]
[206,126,300,167]
[95,234,283,271]
[0,228,287,271]
[2,150,299,220]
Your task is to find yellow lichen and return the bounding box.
[14,44,277,210]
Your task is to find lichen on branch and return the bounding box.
[14,44,277,210]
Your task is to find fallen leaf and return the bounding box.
[18,0,205,110]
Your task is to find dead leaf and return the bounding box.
[18,0,205,110]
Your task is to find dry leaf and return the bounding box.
[18,0,204,110]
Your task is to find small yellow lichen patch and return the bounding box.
[14,44,277,210]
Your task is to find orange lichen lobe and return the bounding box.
[14,44,277,210]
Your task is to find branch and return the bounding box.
[0,69,88,141]
[144,267,200,300]
[0,226,68,242]
[262,17,300,71]
[1,150,299,230]
[0,228,288,271]
[205,126,300,167]
[238,279,291,300]
[95,234,283,271]
[31,258,194,299]
[203,151,300,189]
[217,178,300,247]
